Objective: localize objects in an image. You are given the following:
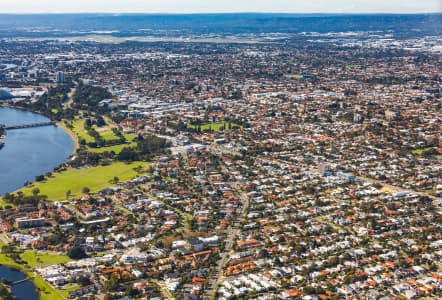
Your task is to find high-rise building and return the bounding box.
[56,71,65,83]
[385,110,397,121]
[354,113,362,123]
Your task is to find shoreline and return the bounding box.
[0,103,52,118]
[0,263,40,299]
[0,132,6,151]
[57,121,79,156]
[0,107,78,197]
[0,105,78,155]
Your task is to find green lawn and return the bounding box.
[21,252,71,268]
[0,243,71,269]
[66,120,119,142]
[61,120,136,154]
[124,134,137,141]
[33,274,65,300]
[0,240,20,268]
[188,122,243,132]
[58,283,80,298]
[16,161,150,201]
[88,142,137,154]
[98,129,120,141]
[284,74,303,79]
[99,130,136,142]
[0,245,69,300]
[0,202,15,209]
[0,252,21,268]
[69,120,95,143]
[411,147,434,155]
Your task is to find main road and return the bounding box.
[203,163,249,300]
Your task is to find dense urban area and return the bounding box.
[0,25,441,300]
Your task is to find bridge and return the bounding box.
[2,121,56,130]
[11,277,30,286]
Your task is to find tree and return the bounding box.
[126,285,138,297]
[78,276,91,286]
[72,82,112,110]
[35,175,45,182]
[96,116,106,127]
[32,188,40,196]
[0,283,14,300]
[1,245,12,254]
[68,247,88,259]
[104,275,119,292]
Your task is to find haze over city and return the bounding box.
[0,0,441,13]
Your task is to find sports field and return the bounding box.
[17,162,150,201]
[87,142,137,153]
[20,252,71,268]
[188,122,242,132]
[60,119,136,154]
[411,147,434,155]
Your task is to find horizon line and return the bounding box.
[0,12,441,15]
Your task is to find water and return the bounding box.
[0,107,75,195]
[0,63,17,70]
[0,265,39,300]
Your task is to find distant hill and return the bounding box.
[0,13,440,38]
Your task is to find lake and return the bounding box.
[0,265,39,300]
[0,107,75,196]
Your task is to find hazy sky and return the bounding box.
[0,0,440,14]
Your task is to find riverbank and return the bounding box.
[0,63,18,71]
[0,103,53,119]
[0,264,38,300]
[0,107,75,196]
[57,121,79,155]
[1,103,78,155]
[0,239,70,300]
[0,263,62,300]
[0,249,40,300]
[0,127,6,150]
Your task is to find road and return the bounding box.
[0,233,10,245]
[203,164,249,300]
[154,280,175,300]
[63,85,76,110]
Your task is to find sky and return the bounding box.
[0,0,440,14]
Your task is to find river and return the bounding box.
[0,63,18,71]
[0,265,39,300]
[0,107,75,196]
